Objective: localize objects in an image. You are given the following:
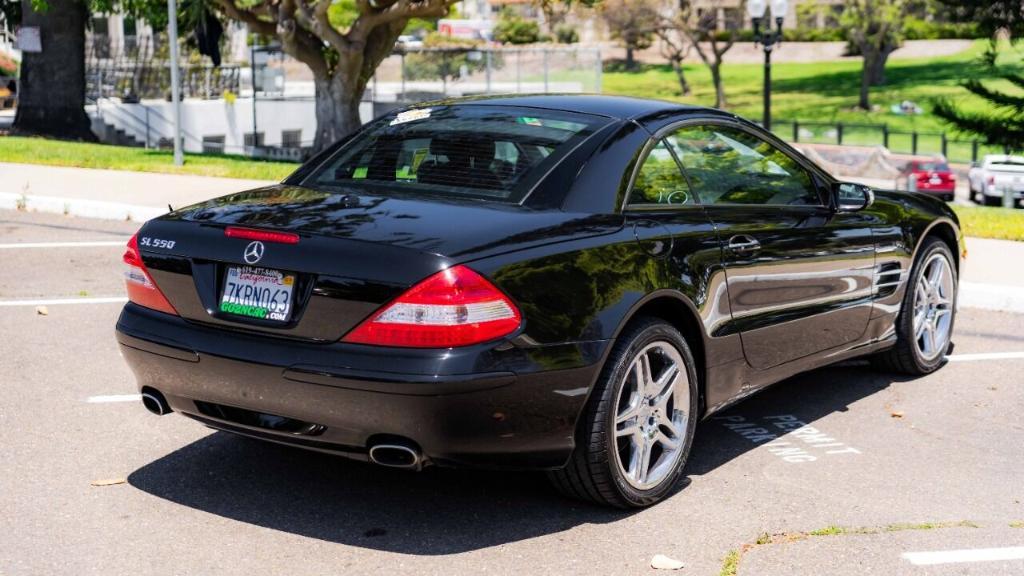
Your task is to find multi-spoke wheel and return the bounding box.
[548,318,698,508]
[874,237,958,375]
[911,253,955,362]
[613,342,689,490]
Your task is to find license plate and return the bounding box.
[220,266,295,322]
[929,177,942,185]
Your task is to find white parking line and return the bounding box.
[902,546,1024,566]
[0,240,127,249]
[86,394,142,404]
[947,351,1024,362]
[0,296,127,307]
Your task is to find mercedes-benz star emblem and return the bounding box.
[243,241,265,264]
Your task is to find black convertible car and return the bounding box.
[116,95,961,508]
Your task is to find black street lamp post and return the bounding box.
[748,0,788,132]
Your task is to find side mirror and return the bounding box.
[834,182,874,212]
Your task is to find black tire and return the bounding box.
[547,317,699,508]
[873,237,957,375]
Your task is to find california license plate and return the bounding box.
[220,266,295,322]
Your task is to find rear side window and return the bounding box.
[627,139,695,206]
[307,105,608,202]
[666,125,822,206]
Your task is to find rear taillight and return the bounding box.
[123,234,178,315]
[988,175,996,185]
[342,265,521,348]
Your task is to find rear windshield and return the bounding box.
[917,161,949,171]
[305,105,609,202]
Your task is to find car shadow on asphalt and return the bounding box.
[127,361,915,554]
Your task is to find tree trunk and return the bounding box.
[671,58,692,96]
[12,0,95,140]
[625,46,635,70]
[858,49,875,110]
[710,61,726,108]
[312,73,362,154]
[868,47,892,86]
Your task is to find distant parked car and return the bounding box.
[396,35,424,50]
[968,154,1024,207]
[899,158,956,202]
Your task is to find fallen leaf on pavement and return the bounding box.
[90,478,126,487]
[651,554,685,570]
[35,306,48,316]
[890,410,905,418]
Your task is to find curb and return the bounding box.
[959,282,1024,314]
[0,192,166,222]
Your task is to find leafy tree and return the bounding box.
[842,0,909,110]
[493,8,541,45]
[652,13,692,96]
[676,0,742,108]
[932,0,1024,146]
[402,32,490,92]
[599,0,659,71]
[212,0,456,153]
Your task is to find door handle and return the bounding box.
[727,235,761,254]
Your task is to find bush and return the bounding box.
[902,17,981,40]
[555,25,579,44]
[493,9,541,45]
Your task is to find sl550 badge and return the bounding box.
[139,237,175,250]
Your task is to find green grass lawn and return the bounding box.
[952,204,1024,242]
[601,40,1024,161]
[0,136,297,180]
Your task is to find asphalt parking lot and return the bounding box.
[1,210,1022,575]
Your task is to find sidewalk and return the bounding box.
[0,162,275,221]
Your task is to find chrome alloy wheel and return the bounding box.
[613,342,690,490]
[912,252,955,361]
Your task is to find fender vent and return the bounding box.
[875,262,903,298]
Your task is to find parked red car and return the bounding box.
[900,159,956,201]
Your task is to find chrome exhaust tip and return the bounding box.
[368,443,421,470]
[141,388,171,416]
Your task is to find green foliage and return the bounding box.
[934,44,1024,146]
[402,33,491,83]
[493,8,541,45]
[600,0,658,65]
[902,17,980,40]
[554,25,578,44]
[327,0,359,31]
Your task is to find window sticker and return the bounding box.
[390,108,432,126]
[352,166,368,179]
[517,116,543,127]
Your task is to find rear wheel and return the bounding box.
[874,238,957,375]
[548,318,698,508]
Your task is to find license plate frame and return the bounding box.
[219,265,296,323]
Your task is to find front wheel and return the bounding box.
[874,238,957,375]
[548,318,698,508]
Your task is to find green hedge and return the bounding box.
[711,19,981,43]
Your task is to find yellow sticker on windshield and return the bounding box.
[411,148,429,173]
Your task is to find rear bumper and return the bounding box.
[115,303,608,469]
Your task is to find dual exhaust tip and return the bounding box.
[368,443,422,470]
[141,388,171,416]
[141,388,423,470]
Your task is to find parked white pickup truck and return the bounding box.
[968,155,1024,207]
